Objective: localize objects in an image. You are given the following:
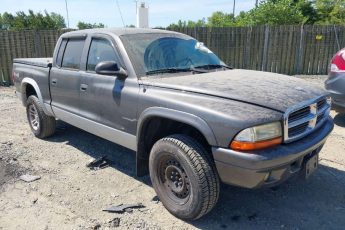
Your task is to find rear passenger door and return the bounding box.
[50,37,86,115]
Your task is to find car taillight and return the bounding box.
[331,49,345,72]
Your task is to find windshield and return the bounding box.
[120,33,226,77]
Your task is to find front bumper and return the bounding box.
[212,116,334,189]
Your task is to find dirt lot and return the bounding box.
[1,76,345,230]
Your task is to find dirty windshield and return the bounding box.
[120,33,226,77]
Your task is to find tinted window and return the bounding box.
[56,39,67,67]
[62,39,85,69]
[120,33,224,77]
[87,39,117,71]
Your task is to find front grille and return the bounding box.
[288,122,309,138]
[284,97,330,142]
[317,113,325,125]
[288,106,310,123]
[317,99,326,110]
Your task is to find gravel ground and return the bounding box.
[1,76,345,230]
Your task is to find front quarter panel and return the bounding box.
[138,107,218,146]
[138,85,283,148]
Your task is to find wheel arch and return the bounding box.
[136,107,218,176]
[21,78,52,116]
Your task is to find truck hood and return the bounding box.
[141,69,327,112]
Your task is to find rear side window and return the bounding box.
[87,39,118,71]
[62,39,85,70]
[55,39,67,67]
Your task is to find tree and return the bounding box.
[47,12,66,29]
[167,0,345,28]
[1,12,15,30]
[0,10,66,30]
[240,0,306,25]
[208,11,235,27]
[77,21,105,29]
[167,20,186,29]
[295,0,319,24]
[235,11,255,26]
[315,0,345,24]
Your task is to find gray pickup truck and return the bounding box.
[13,28,333,220]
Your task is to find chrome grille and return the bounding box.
[288,106,310,123]
[288,122,309,138]
[284,96,330,142]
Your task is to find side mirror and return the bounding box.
[95,61,128,79]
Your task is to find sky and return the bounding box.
[0,0,256,28]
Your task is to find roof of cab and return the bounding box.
[61,28,183,38]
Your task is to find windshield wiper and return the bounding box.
[146,67,207,75]
[194,64,233,70]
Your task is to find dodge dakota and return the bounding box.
[13,28,334,220]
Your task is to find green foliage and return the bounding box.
[167,0,345,28]
[0,12,15,30]
[242,0,306,25]
[0,14,2,29]
[295,0,319,24]
[48,13,66,29]
[208,12,235,27]
[315,0,345,24]
[168,18,207,29]
[77,21,105,29]
[0,10,66,30]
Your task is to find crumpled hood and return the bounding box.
[141,69,327,112]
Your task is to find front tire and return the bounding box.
[149,134,220,220]
[26,95,56,138]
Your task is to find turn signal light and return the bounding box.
[230,137,282,151]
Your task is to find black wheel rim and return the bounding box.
[157,154,191,204]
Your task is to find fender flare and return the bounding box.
[135,107,218,176]
[137,107,218,147]
[21,77,53,116]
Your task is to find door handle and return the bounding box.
[80,84,88,91]
[51,79,57,85]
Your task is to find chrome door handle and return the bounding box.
[80,84,88,91]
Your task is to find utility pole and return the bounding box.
[65,0,70,28]
[232,0,236,18]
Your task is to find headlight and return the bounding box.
[230,122,282,151]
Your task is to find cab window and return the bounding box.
[87,38,118,72]
[61,39,85,70]
[56,39,67,67]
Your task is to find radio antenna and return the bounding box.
[115,0,126,27]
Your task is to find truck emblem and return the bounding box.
[308,103,318,129]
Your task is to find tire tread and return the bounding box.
[154,134,220,220]
[26,96,56,138]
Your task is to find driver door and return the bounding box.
[79,35,139,136]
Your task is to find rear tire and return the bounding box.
[149,134,220,220]
[26,95,56,138]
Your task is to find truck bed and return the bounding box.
[13,58,53,109]
[13,58,53,68]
